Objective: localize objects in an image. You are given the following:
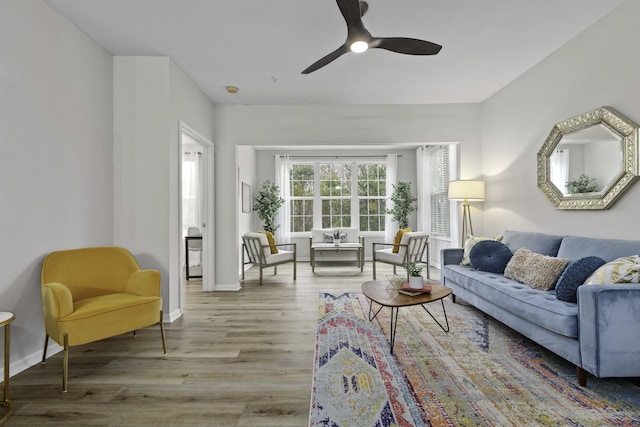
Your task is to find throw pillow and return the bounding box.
[392,228,412,253]
[555,256,607,303]
[504,248,569,291]
[461,234,504,266]
[584,255,640,285]
[468,240,513,274]
[323,232,334,243]
[258,231,278,254]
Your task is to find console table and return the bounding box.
[310,240,364,272]
[0,312,14,425]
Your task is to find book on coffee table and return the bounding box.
[399,283,433,296]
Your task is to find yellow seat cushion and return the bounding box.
[392,228,412,253]
[57,293,161,346]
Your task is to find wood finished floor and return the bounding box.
[6,261,430,426]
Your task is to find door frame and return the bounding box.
[179,121,215,295]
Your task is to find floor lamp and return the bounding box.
[448,180,485,246]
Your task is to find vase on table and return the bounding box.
[408,275,424,289]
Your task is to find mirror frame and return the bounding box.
[537,106,639,210]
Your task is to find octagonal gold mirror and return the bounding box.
[537,107,639,209]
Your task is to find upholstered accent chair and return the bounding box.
[242,232,296,285]
[372,232,430,280]
[41,246,166,392]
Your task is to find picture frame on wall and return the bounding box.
[242,182,252,213]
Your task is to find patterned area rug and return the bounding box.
[310,292,429,427]
[310,292,640,427]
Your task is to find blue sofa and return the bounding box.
[441,230,640,386]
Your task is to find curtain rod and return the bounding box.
[274,155,402,159]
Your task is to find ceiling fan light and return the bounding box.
[350,40,368,53]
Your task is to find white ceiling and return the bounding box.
[46,0,624,105]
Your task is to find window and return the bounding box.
[288,160,387,233]
[358,163,387,232]
[290,164,314,232]
[320,163,351,228]
[430,146,450,236]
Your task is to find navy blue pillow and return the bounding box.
[469,240,513,273]
[555,256,606,303]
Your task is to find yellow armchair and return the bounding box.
[41,246,166,392]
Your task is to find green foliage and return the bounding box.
[386,181,417,229]
[405,261,423,277]
[566,174,598,194]
[253,180,284,233]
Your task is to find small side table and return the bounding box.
[0,312,14,425]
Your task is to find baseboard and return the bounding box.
[216,282,242,291]
[1,340,63,380]
[166,308,182,323]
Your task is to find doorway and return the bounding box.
[180,121,215,294]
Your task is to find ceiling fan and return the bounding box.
[302,0,442,74]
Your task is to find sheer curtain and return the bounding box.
[182,151,202,236]
[416,146,431,234]
[275,155,291,243]
[550,149,570,195]
[183,151,202,266]
[385,153,398,243]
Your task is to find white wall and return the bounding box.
[113,56,215,317]
[481,0,640,240]
[217,104,481,286]
[0,0,114,375]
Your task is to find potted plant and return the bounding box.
[386,181,417,229]
[406,261,424,289]
[566,174,598,194]
[253,180,285,233]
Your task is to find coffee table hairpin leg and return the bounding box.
[366,299,449,354]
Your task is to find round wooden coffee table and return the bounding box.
[361,280,452,354]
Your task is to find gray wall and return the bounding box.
[481,0,640,240]
[0,0,114,373]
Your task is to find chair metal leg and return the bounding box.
[159,311,167,354]
[259,265,263,286]
[293,260,297,280]
[62,333,68,393]
[373,258,377,280]
[41,335,49,364]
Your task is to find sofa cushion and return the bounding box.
[584,255,640,285]
[443,264,579,338]
[502,230,564,257]
[556,256,606,303]
[461,234,503,266]
[557,236,640,262]
[504,248,568,291]
[469,240,512,273]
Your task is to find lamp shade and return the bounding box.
[448,180,485,201]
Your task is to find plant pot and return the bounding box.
[409,275,424,289]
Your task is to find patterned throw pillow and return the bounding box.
[323,232,334,243]
[461,234,503,266]
[584,255,640,285]
[504,248,568,291]
[392,228,412,253]
[555,256,606,303]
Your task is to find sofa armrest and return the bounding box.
[42,282,74,320]
[441,248,464,267]
[578,284,640,378]
[126,269,161,297]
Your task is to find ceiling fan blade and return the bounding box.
[359,1,368,17]
[301,45,348,74]
[372,37,442,55]
[336,0,366,32]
